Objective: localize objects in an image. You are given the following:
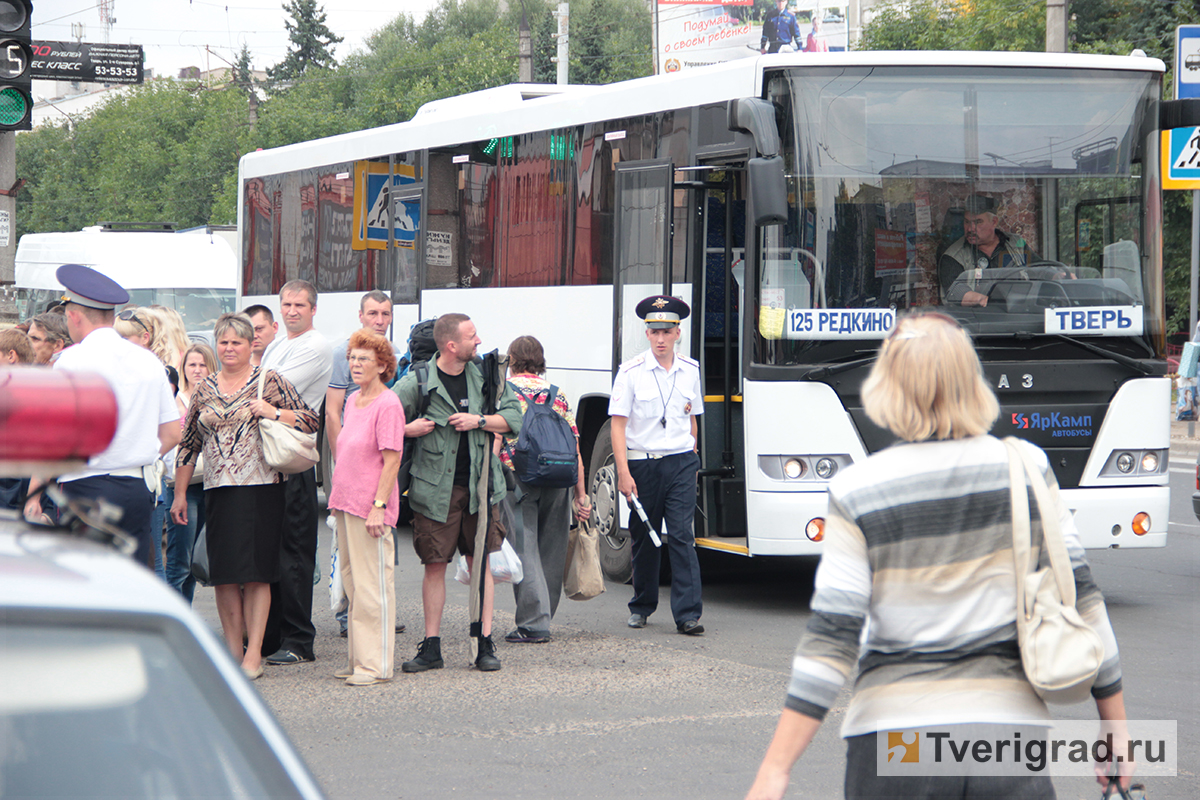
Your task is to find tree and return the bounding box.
[859,0,1043,52]
[233,43,255,97]
[266,0,343,88]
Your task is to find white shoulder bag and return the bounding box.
[257,369,319,475]
[1004,437,1103,705]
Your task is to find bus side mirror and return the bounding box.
[749,156,788,227]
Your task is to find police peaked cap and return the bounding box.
[636,294,690,329]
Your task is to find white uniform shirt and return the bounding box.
[261,328,334,413]
[608,352,703,454]
[54,327,179,481]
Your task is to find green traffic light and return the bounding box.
[0,85,27,126]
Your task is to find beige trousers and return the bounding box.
[336,511,396,679]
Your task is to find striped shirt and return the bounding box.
[787,435,1121,737]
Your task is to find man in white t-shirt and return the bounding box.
[259,279,334,665]
[24,264,180,568]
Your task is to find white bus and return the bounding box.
[16,223,238,334]
[238,51,1180,580]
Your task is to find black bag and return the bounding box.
[396,361,431,498]
[395,318,438,380]
[510,384,578,489]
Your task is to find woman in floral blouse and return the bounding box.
[171,313,318,680]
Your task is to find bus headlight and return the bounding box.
[783,458,804,479]
[1116,453,1135,473]
[1140,452,1159,473]
[815,458,837,479]
[1100,449,1167,477]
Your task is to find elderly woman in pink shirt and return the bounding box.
[327,329,405,686]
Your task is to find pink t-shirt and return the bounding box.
[328,389,405,527]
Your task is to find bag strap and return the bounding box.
[1004,438,1077,610]
[1005,438,1034,627]
[256,366,267,402]
[415,361,431,417]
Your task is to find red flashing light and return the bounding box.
[0,369,118,465]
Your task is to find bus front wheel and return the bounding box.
[588,420,632,584]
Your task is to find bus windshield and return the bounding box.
[756,66,1161,365]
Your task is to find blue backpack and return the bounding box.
[510,384,578,489]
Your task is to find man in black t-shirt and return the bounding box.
[392,313,524,674]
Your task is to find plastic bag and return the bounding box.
[453,537,524,585]
[1176,379,1196,421]
[564,520,606,600]
[328,513,347,613]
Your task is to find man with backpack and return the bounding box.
[609,295,706,635]
[499,336,592,644]
[393,313,523,673]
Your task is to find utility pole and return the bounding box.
[0,132,13,286]
[552,3,569,86]
[518,0,532,83]
[1046,0,1069,53]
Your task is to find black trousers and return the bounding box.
[262,468,319,660]
[60,475,154,568]
[627,451,702,626]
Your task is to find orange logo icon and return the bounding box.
[887,731,919,763]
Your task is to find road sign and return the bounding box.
[1177,26,1200,100]
[1162,128,1200,190]
[29,41,143,84]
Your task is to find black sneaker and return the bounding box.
[401,637,444,673]
[474,635,501,671]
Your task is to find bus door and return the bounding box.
[613,160,674,368]
[683,166,748,546]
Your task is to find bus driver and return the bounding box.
[938,194,1039,307]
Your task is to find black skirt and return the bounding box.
[204,483,284,585]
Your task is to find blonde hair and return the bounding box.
[863,313,998,442]
[143,306,190,370]
[114,307,156,348]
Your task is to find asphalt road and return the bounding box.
[193,460,1200,799]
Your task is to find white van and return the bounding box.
[15,224,238,333]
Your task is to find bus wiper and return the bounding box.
[1052,335,1155,376]
[800,355,877,381]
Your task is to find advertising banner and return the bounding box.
[656,1,757,74]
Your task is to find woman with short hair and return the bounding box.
[172,313,318,680]
[327,329,404,686]
[745,313,1129,800]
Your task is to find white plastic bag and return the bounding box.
[328,513,347,613]
[453,538,524,585]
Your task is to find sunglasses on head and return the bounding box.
[117,308,149,333]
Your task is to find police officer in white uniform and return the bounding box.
[608,295,705,635]
[24,264,181,567]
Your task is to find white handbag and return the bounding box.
[257,369,319,475]
[1004,437,1104,705]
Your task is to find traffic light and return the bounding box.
[0,0,31,131]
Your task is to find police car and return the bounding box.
[0,368,325,799]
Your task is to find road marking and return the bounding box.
[1169,520,1200,529]
[1169,467,1194,474]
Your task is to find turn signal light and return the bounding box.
[805,518,825,542]
[0,369,118,473]
[1131,512,1150,536]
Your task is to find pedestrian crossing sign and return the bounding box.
[1163,127,1200,189]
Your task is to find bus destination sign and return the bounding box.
[30,42,144,85]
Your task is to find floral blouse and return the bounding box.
[177,367,319,489]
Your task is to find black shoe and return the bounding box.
[339,627,347,638]
[677,620,705,636]
[627,613,647,629]
[474,635,501,671]
[265,648,314,665]
[504,628,550,644]
[395,623,406,634]
[401,637,444,673]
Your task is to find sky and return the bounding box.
[33,0,443,79]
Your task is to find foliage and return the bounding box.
[859,0,1043,52]
[233,43,255,97]
[266,0,344,88]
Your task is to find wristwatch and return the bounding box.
[274,408,281,420]
[477,415,487,429]
[372,499,386,509]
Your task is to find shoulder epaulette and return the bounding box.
[618,354,646,372]
[678,354,699,367]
